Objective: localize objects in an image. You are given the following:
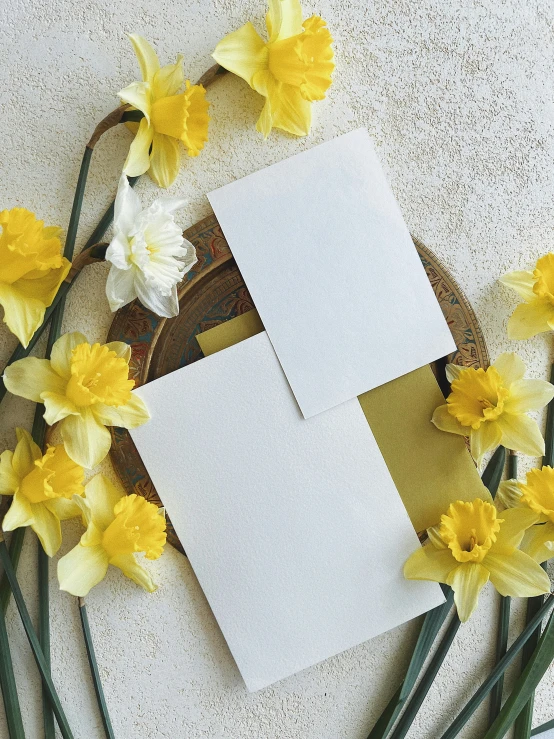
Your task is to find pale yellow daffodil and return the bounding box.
[404,498,550,622]
[213,0,334,137]
[0,208,71,347]
[119,34,210,188]
[3,332,150,469]
[432,353,554,465]
[0,428,84,556]
[498,466,554,564]
[58,475,166,596]
[500,254,554,339]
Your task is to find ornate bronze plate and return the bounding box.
[107,214,489,555]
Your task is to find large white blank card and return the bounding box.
[131,332,444,691]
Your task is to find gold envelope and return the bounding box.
[196,311,489,532]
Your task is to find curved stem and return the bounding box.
[78,598,115,739]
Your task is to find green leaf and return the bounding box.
[367,587,455,738]
[485,609,554,739]
[0,597,25,738]
[482,445,506,498]
[531,717,554,735]
[439,594,554,739]
[488,595,511,726]
[0,540,74,739]
[79,601,115,739]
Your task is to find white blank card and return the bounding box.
[208,128,456,418]
[130,332,444,691]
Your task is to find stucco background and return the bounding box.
[1,0,554,736]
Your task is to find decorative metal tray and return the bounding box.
[107,214,489,554]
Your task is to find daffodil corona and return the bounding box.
[0,208,71,347]
[404,499,550,622]
[0,428,84,556]
[432,353,554,464]
[3,332,150,469]
[213,0,334,137]
[500,253,554,339]
[58,475,166,596]
[120,35,210,188]
[498,466,554,564]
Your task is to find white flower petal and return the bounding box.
[114,174,142,237]
[106,265,138,312]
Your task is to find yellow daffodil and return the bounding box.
[0,428,83,556]
[432,353,554,465]
[213,0,334,137]
[0,208,71,347]
[500,254,554,339]
[3,332,150,469]
[498,466,554,564]
[404,499,550,622]
[58,475,166,596]
[119,34,210,188]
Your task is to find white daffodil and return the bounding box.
[105,175,197,318]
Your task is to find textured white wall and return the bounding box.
[1,0,554,737]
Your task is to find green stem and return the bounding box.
[0,594,25,738]
[38,545,54,739]
[0,540,74,739]
[79,599,115,739]
[531,717,554,735]
[488,595,511,726]
[0,530,25,617]
[439,594,554,739]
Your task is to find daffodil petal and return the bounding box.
[57,543,109,597]
[118,81,152,121]
[213,22,268,87]
[266,0,303,42]
[41,392,79,425]
[445,363,466,384]
[133,275,179,318]
[148,132,180,189]
[123,118,154,178]
[60,409,112,469]
[497,479,524,509]
[106,266,138,312]
[492,507,540,551]
[497,413,545,458]
[31,503,61,557]
[470,423,502,465]
[254,75,312,136]
[45,497,82,521]
[446,562,489,623]
[486,549,551,597]
[507,301,554,340]
[492,353,526,385]
[504,379,554,414]
[50,331,87,378]
[3,357,65,403]
[426,525,447,550]
[431,404,468,436]
[83,474,124,531]
[152,56,185,99]
[129,34,160,84]
[499,270,536,301]
[2,491,34,531]
[403,544,456,583]
[114,173,142,236]
[0,451,17,495]
[521,521,554,563]
[104,341,132,362]
[92,394,150,429]
[13,428,41,478]
[109,553,157,592]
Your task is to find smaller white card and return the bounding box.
[208,128,456,418]
[131,332,443,691]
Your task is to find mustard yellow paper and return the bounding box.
[196,310,489,532]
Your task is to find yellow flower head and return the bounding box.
[57,475,166,597]
[0,428,84,556]
[404,498,550,622]
[3,332,150,469]
[0,208,71,347]
[498,466,554,564]
[213,0,334,137]
[432,353,554,464]
[500,253,554,340]
[119,35,210,188]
